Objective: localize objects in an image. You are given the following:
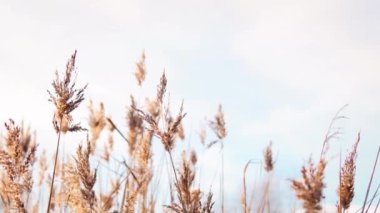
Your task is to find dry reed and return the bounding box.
[46,50,87,213]
[291,158,326,213]
[134,52,146,86]
[0,120,36,212]
[88,100,106,154]
[337,133,360,212]
[209,104,227,213]
[263,141,274,173]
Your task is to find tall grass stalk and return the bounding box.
[361,146,380,213]
[47,120,62,213]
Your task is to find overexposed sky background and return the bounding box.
[0,0,380,211]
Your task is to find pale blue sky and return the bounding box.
[0,0,380,211]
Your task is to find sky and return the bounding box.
[0,0,380,211]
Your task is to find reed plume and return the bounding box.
[60,161,84,211]
[291,158,326,213]
[127,96,143,155]
[134,51,146,86]
[47,50,87,212]
[209,104,227,213]
[167,151,214,213]
[209,104,227,142]
[75,140,97,211]
[337,133,360,212]
[57,141,97,212]
[132,72,189,212]
[88,100,106,154]
[258,141,275,213]
[263,141,274,172]
[47,50,87,134]
[135,73,186,152]
[0,120,36,212]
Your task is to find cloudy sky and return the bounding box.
[0,0,380,211]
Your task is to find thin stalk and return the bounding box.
[120,176,129,213]
[242,160,253,213]
[120,161,141,212]
[375,195,380,212]
[101,171,129,211]
[361,146,380,213]
[165,154,175,203]
[365,182,380,212]
[248,161,263,211]
[258,177,270,213]
[107,118,130,144]
[320,104,347,159]
[47,121,62,213]
[221,145,225,213]
[243,160,254,213]
[338,147,342,213]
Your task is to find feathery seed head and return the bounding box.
[210,104,227,140]
[88,100,106,154]
[134,51,146,86]
[338,132,360,210]
[156,71,167,104]
[263,141,274,172]
[127,96,143,155]
[291,157,326,212]
[0,120,36,212]
[48,50,87,133]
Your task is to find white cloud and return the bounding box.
[231,0,380,163]
[232,0,380,110]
